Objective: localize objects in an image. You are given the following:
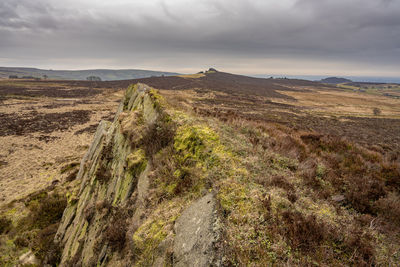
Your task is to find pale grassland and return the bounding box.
[275,87,400,118]
[177,73,205,79]
[0,90,123,207]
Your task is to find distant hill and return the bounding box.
[121,70,332,100]
[320,77,353,84]
[0,67,179,81]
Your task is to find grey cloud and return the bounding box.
[0,0,399,75]
[0,0,60,30]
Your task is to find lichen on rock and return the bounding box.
[55,83,226,266]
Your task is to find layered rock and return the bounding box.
[55,83,222,266]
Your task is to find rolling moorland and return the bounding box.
[0,70,399,266]
[0,67,179,81]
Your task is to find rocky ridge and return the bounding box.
[55,83,222,266]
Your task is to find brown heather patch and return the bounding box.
[156,81,400,265]
[197,113,397,265]
[2,74,400,265]
[280,210,328,252]
[0,81,123,207]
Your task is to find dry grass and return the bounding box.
[157,85,400,265]
[277,87,400,118]
[2,75,400,265]
[0,82,123,207]
[177,73,205,79]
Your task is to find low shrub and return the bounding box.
[103,209,129,251]
[380,161,400,189]
[14,230,37,248]
[65,168,79,182]
[0,216,12,234]
[373,107,382,116]
[18,192,67,232]
[29,193,67,229]
[375,192,400,226]
[343,226,375,265]
[280,210,328,252]
[269,175,295,193]
[140,113,175,158]
[31,223,62,266]
[96,164,111,184]
[298,158,320,187]
[346,175,386,214]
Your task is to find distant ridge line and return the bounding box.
[0,67,180,81]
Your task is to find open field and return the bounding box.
[144,72,400,153]
[0,72,399,265]
[0,80,125,206]
[0,74,335,207]
[154,73,400,265]
[0,67,179,80]
[337,82,400,99]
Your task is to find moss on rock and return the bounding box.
[127,149,147,174]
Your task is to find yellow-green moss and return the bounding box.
[66,192,78,205]
[113,172,134,206]
[127,149,147,173]
[78,221,88,240]
[132,220,167,253]
[148,88,165,110]
[174,125,220,165]
[131,200,182,266]
[113,149,148,205]
[218,179,249,213]
[154,124,235,198]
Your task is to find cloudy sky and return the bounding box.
[1,0,399,76]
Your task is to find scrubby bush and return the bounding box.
[13,230,37,248]
[373,107,382,116]
[140,114,175,157]
[298,158,320,187]
[103,209,129,251]
[0,216,12,234]
[27,193,67,229]
[343,226,375,265]
[375,192,400,226]
[31,223,62,265]
[281,211,328,252]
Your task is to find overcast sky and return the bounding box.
[1,0,399,76]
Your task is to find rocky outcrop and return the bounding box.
[55,83,222,266]
[174,193,221,267]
